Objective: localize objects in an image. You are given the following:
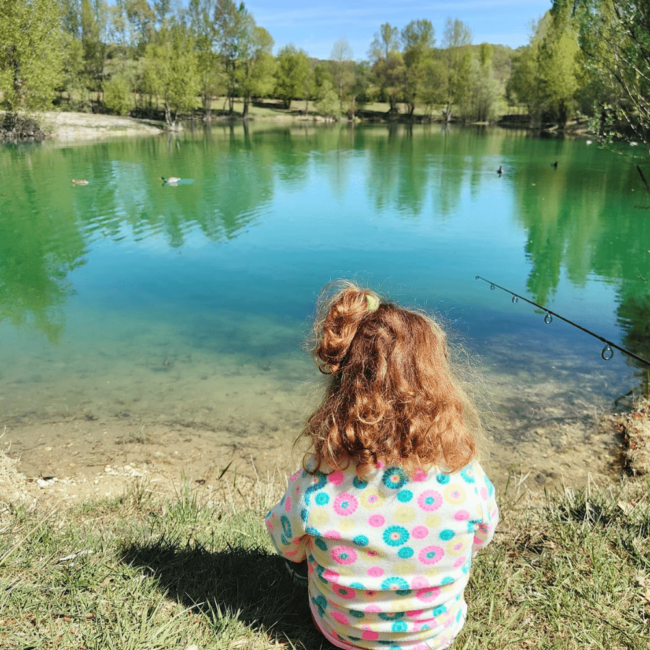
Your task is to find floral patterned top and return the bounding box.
[265,459,499,650]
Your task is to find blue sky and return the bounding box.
[245,0,552,59]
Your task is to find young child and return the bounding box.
[266,282,498,650]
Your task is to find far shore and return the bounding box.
[0,106,591,144]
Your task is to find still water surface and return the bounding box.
[1,124,649,484]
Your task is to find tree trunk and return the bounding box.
[204,94,212,120]
[243,96,249,118]
[305,98,310,116]
[164,100,172,126]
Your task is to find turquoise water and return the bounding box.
[1,124,649,478]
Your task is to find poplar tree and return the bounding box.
[401,19,435,117]
[0,0,64,112]
[369,23,404,114]
[143,24,199,125]
[441,18,472,123]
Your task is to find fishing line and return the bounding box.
[475,276,650,367]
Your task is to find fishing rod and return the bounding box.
[475,276,650,368]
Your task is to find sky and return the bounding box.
[244,0,553,59]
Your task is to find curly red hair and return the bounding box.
[301,281,481,477]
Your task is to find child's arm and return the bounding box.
[265,469,310,563]
[472,466,499,555]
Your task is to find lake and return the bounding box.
[1,123,649,487]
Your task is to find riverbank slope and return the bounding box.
[1,447,648,649]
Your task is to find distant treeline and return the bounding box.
[0,0,648,143]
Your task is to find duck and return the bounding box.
[551,161,558,168]
[497,165,503,175]
[71,179,89,186]
[161,176,181,184]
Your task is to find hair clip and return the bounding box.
[366,294,380,312]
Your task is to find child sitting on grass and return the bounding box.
[266,281,498,650]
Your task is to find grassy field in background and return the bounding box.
[2,470,649,650]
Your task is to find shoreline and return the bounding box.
[0,110,592,144]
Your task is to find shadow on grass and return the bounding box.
[122,540,334,649]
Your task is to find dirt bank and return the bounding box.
[37,111,168,142]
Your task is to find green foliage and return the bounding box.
[441,18,473,122]
[0,0,65,112]
[315,78,339,119]
[401,19,435,116]
[143,24,199,125]
[236,23,275,117]
[508,8,581,127]
[330,37,355,112]
[461,44,503,122]
[568,0,650,150]
[103,73,132,115]
[275,44,310,109]
[369,23,404,113]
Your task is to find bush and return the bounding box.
[103,75,133,116]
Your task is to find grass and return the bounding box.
[1,472,649,649]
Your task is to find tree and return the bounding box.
[81,0,109,104]
[213,0,247,113]
[330,37,354,111]
[275,44,309,109]
[315,78,339,119]
[401,19,435,117]
[462,43,502,122]
[236,23,275,117]
[0,0,65,112]
[369,23,404,114]
[189,0,225,118]
[103,73,132,114]
[143,23,199,125]
[567,0,650,151]
[508,8,581,128]
[441,18,472,122]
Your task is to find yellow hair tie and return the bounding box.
[366,294,380,312]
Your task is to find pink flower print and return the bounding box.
[453,556,467,568]
[284,497,292,512]
[333,585,356,600]
[416,586,441,603]
[418,545,444,565]
[289,470,301,482]
[367,566,384,577]
[417,490,442,512]
[364,604,381,613]
[332,546,358,565]
[411,526,428,539]
[331,611,350,625]
[267,523,275,532]
[366,549,379,558]
[480,486,488,500]
[329,470,344,485]
[368,514,385,527]
[376,461,385,469]
[323,569,340,582]
[325,530,342,539]
[412,468,427,482]
[333,493,358,516]
[362,630,379,640]
[411,576,429,589]
[407,609,424,619]
[454,509,470,521]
